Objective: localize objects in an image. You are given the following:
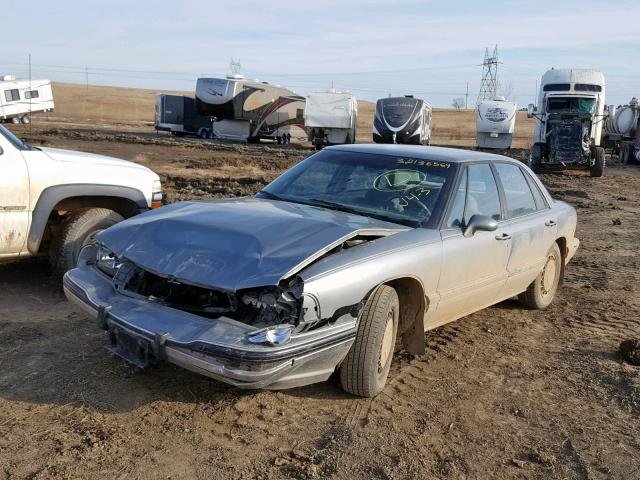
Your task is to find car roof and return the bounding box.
[325,144,520,164]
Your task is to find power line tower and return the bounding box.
[476,45,499,104]
[230,58,242,75]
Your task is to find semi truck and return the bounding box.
[476,96,517,149]
[0,75,54,124]
[304,91,357,149]
[603,97,640,164]
[372,96,432,145]
[195,75,306,144]
[527,68,606,177]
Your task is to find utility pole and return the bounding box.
[85,66,89,90]
[28,54,32,131]
[465,82,469,109]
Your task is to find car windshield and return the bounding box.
[547,97,596,114]
[259,149,456,228]
[0,124,31,150]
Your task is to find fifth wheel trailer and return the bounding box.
[476,97,517,149]
[372,96,432,145]
[528,68,606,177]
[304,91,357,149]
[195,75,305,144]
[0,75,54,124]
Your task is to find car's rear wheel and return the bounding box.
[340,285,399,398]
[50,208,123,280]
[519,243,562,309]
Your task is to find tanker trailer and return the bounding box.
[603,98,640,164]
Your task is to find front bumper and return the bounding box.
[63,266,356,390]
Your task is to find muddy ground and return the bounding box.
[1,126,639,479]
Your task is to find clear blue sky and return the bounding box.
[1,0,638,107]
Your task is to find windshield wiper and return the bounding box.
[308,198,367,216]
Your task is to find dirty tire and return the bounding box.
[20,114,31,124]
[340,285,399,398]
[529,143,543,172]
[519,242,562,310]
[50,208,123,280]
[590,147,605,177]
[11,117,20,124]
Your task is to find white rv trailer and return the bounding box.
[476,96,517,149]
[195,75,305,144]
[0,75,54,124]
[528,68,606,176]
[304,91,357,149]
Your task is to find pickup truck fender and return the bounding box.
[28,184,149,254]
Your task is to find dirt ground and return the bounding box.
[1,118,639,479]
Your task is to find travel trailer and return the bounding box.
[304,91,357,149]
[528,68,606,176]
[195,75,305,144]
[476,97,517,149]
[0,75,54,124]
[155,94,213,138]
[373,96,432,145]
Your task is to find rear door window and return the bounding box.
[494,163,538,218]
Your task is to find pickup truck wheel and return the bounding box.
[340,285,399,398]
[590,147,605,177]
[518,243,562,310]
[50,208,123,279]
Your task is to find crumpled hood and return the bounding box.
[97,198,407,291]
[39,146,156,175]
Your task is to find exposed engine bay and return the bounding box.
[545,113,592,164]
[99,234,383,331]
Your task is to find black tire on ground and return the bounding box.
[529,143,543,172]
[518,242,562,310]
[11,117,20,124]
[50,208,124,280]
[276,136,282,145]
[20,114,31,124]
[340,285,399,398]
[620,143,629,164]
[286,134,291,144]
[590,146,605,177]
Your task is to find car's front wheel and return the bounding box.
[519,243,562,309]
[340,285,399,398]
[51,208,124,280]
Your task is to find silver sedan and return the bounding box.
[63,145,579,397]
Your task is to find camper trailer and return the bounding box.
[373,96,432,145]
[304,91,357,149]
[0,75,54,124]
[195,75,305,144]
[476,97,517,149]
[155,94,213,138]
[528,68,606,177]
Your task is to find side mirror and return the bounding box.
[463,214,498,237]
[527,104,537,118]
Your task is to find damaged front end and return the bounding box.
[63,240,370,389]
[545,113,593,165]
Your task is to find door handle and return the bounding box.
[495,233,512,240]
[545,220,557,227]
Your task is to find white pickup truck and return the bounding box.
[0,125,163,277]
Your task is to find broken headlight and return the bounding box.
[96,246,121,277]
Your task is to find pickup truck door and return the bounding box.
[430,163,511,328]
[0,133,30,255]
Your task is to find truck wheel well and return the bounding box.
[39,196,140,254]
[386,277,427,356]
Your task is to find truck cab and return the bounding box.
[0,125,163,278]
[528,69,606,177]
